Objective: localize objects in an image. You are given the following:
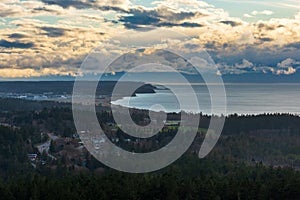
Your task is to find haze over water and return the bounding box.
[111,84,300,115]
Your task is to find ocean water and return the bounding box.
[111,84,300,115]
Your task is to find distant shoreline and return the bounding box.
[1,82,300,116]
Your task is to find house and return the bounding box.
[164,120,181,126]
[27,154,38,162]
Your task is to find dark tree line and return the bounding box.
[1,157,300,200]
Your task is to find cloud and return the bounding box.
[216,56,300,76]
[40,27,67,37]
[217,59,256,74]
[251,10,273,16]
[220,20,241,27]
[243,14,253,18]
[0,0,68,17]
[40,0,206,29]
[120,6,205,29]
[285,42,300,49]
[8,33,27,39]
[277,2,300,9]
[276,67,296,75]
[40,0,131,11]
[259,37,273,42]
[0,67,75,78]
[120,13,160,28]
[0,16,111,77]
[0,0,300,78]
[243,10,274,18]
[0,39,34,49]
[236,59,254,69]
[277,58,300,68]
[152,0,212,9]
[40,0,90,9]
[158,22,203,27]
[0,2,24,17]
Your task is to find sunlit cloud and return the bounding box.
[0,0,300,78]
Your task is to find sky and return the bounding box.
[0,0,300,79]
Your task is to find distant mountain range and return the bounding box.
[222,72,300,83]
[1,71,300,83]
[0,81,156,95]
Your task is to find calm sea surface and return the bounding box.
[111,84,300,115]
